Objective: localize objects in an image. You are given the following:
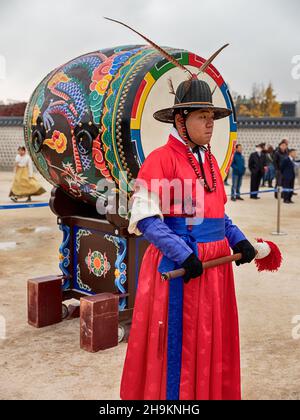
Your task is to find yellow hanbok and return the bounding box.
[9,154,46,199]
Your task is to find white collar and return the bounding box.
[16,154,29,162]
[170,127,205,162]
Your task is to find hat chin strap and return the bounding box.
[178,110,205,151]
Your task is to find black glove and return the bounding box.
[232,240,256,266]
[182,253,203,284]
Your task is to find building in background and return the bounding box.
[280,101,297,117]
[280,101,300,118]
[237,117,300,164]
[0,117,24,170]
[0,103,300,173]
[0,102,27,117]
[297,101,300,118]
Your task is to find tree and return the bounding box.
[236,83,282,118]
[261,83,282,117]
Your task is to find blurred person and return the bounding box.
[262,145,275,188]
[9,146,46,202]
[231,144,246,201]
[273,140,289,198]
[282,139,289,150]
[248,143,267,199]
[281,149,297,204]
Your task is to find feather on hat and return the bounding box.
[104,17,232,123]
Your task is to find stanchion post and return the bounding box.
[272,186,287,236]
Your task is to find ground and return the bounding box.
[0,170,300,400]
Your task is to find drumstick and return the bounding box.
[161,252,245,281]
[161,239,282,281]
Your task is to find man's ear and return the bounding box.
[174,113,181,129]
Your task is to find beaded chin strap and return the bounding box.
[176,112,217,193]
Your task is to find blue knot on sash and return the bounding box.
[158,217,225,400]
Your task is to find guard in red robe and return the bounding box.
[120,55,256,401]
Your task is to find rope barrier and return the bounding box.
[227,187,300,197]
[0,187,299,209]
[0,203,49,210]
[0,185,299,237]
[226,185,299,236]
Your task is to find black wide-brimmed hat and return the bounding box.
[153,78,232,124]
[104,17,233,124]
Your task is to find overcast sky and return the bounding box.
[0,0,299,103]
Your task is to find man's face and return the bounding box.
[290,150,297,159]
[237,145,243,153]
[184,110,215,146]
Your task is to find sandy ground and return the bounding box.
[0,170,300,400]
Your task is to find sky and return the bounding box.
[0,0,299,103]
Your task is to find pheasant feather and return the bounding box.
[197,44,229,75]
[104,17,193,77]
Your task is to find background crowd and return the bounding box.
[230,139,299,204]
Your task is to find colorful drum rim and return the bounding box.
[130,51,237,180]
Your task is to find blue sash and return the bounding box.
[158,217,225,400]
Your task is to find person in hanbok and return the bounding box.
[9,146,46,202]
[106,19,256,401]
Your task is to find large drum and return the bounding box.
[24,45,237,208]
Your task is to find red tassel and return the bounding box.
[255,238,283,272]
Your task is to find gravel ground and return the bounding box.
[0,171,300,400]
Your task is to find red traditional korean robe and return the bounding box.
[120,132,241,400]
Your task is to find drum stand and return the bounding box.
[27,187,148,351]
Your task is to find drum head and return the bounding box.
[130,56,237,181]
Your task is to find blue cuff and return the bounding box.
[225,214,246,248]
[137,217,193,265]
